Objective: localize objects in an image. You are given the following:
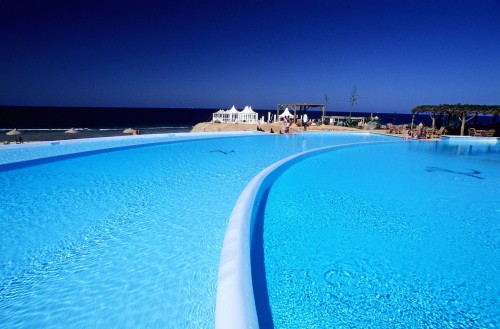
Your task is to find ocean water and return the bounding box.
[257,141,500,327]
[0,132,393,328]
[3,106,496,131]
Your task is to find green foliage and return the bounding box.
[412,104,500,115]
[347,119,360,127]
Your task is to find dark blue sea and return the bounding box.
[1,106,496,133]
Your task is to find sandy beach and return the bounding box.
[191,122,364,134]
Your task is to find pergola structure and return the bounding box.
[276,103,325,124]
[411,104,500,136]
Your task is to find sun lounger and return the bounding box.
[386,123,396,134]
[397,125,408,134]
[432,126,445,137]
[485,129,495,137]
[425,128,435,139]
[468,128,484,136]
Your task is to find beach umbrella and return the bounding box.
[64,128,79,139]
[6,128,22,143]
[64,128,79,134]
[123,128,135,134]
[6,128,21,136]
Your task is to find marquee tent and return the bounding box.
[212,105,259,124]
[239,106,258,123]
[279,107,294,122]
[226,105,240,123]
[212,109,226,123]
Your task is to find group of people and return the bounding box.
[404,123,440,140]
[256,114,310,134]
[283,113,309,134]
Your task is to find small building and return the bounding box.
[326,115,367,126]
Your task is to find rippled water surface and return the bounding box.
[259,141,500,328]
[0,132,392,328]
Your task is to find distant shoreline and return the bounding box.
[1,127,192,143]
[1,122,377,144]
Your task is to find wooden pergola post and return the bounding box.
[460,112,466,136]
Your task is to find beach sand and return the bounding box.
[191,122,364,134]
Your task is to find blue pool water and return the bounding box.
[0,132,392,328]
[257,141,500,327]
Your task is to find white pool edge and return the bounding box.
[215,140,398,329]
[441,136,499,143]
[0,131,262,166]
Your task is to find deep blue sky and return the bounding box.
[1,0,499,112]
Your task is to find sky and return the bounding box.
[1,0,500,113]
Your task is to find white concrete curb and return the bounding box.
[215,141,396,328]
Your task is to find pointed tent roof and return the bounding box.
[241,106,255,113]
[279,107,293,117]
[227,105,239,113]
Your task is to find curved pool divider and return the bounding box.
[215,140,399,329]
[0,131,263,171]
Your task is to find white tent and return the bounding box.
[279,107,294,122]
[212,109,226,122]
[239,106,258,123]
[212,105,258,124]
[226,105,240,123]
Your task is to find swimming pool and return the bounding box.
[0,132,393,328]
[255,140,500,327]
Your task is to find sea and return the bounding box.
[0,106,496,134]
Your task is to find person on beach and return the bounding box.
[285,116,290,134]
[303,113,309,131]
[404,129,411,140]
